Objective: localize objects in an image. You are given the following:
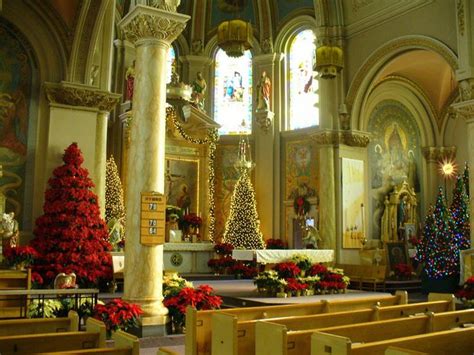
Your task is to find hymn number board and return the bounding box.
[140,192,166,245]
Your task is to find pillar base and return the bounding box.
[129,315,168,338]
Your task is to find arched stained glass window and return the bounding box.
[289,30,319,130]
[214,49,252,135]
[166,46,176,84]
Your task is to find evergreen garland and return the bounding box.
[223,169,265,250]
[31,143,112,287]
[105,156,126,249]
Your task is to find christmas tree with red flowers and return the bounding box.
[31,143,112,287]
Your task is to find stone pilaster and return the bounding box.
[44,81,121,216]
[451,100,474,245]
[253,53,283,238]
[119,4,189,334]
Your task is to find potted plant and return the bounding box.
[456,276,474,308]
[3,245,38,270]
[93,298,143,338]
[273,261,300,279]
[290,254,312,275]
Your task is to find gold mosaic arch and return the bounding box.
[346,37,459,111]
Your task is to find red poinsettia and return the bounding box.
[31,143,112,287]
[308,263,328,276]
[3,245,38,267]
[93,299,143,335]
[265,238,288,250]
[456,276,474,302]
[163,285,222,327]
[393,263,413,278]
[274,262,300,279]
[182,213,202,227]
[214,242,234,255]
[285,278,308,292]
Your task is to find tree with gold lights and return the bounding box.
[105,156,125,250]
[223,138,265,249]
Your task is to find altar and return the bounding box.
[232,249,334,264]
[163,242,214,274]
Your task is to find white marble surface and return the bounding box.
[232,249,334,263]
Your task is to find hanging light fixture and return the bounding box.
[315,45,343,79]
[217,0,252,58]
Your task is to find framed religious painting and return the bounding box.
[164,157,200,214]
[386,241,409,272]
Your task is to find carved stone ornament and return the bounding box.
[44,82,121,112]
[148,0,181,12]
[451,99,474,123]
[421,146,457,163]
[311,130,370,147]
[119,5,190,45]
[255,110,274,134]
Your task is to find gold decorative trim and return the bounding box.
[120,5,189,45]
[346,37,459,108]
[310,130,371,147]
[457,0,465,36]
[44,81,121,112]
[422,146,457,163]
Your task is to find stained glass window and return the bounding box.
[289,30,319,130]
[166,46,176,84]
[214,49,252,135]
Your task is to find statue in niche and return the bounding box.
[191,72,207,111]
[256,70,271,111]
[125,61,135,102]
[148,0,181,12]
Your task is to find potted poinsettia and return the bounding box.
[3,245,38,269]
[93,299,143,338]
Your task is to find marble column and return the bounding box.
[44,82,120,216]
[119,5,189,333]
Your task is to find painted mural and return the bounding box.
[368,100,421,240]
[285,139,318,201]
[0,23,32,225]
[210,0,256,29]
[215,144,240,239]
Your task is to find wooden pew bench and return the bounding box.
[0,317,106,354]
[312,327,474,355]
[0,269,31,318]
[0,310,79,336]
[185,291,407,355]
[309,309,474,355]
[36,330,140,355]
[213,294,454,355]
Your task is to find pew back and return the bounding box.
[0,310,79,336]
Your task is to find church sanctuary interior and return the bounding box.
[1,0,474,354]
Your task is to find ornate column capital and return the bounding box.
[422,146,457,163]
[451,99,474,124]
[44,81,121,112]
[119,5,190,46]
[310,129,370,147]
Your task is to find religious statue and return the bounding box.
[54,273,77,289]
[256,70,271,111]
[125,61,135,102]
[302,225,321,249]
[147,0,180,12]
[191,71,207,111]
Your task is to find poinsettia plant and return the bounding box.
[274,262,301,279]
[181,213,202,228]
[163,285,222,328]
[214,242,234,255]
[392,263,414,279]
[3,245,38,268]
[456,276,474,308]
[93,299,143,336]
[265,238,288,249]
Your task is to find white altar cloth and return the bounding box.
[232,249,334,263]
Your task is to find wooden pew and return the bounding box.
[213,295,454,355]
[308,309,474,355]
[311,327,474,355]
[35,330,140,355]
[0,317,106,354]
[255,302,466,355]
[0,268,31,318]
[385,346,428,355]
[186,291,407,355]
[0,310,79,336]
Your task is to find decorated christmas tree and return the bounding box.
[105,156,125,250]
[31,143,112,287]
[463,162,470,197]
[450,174,470,250]
[223,137,265,249]
[416,187,460,279]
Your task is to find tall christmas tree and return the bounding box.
[105,156,126,250]
[416,187,459,279]
[223,138,265,249]
[31,143,112,287]
[450,174,470,250]
[463,162,470,198]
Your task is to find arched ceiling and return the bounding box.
[48,0,81,28]
[376,50,457,114]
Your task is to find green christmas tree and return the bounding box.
[463,162,470,198]
[223,167,265,250]
[416,187,460,279]
[105,156,125,250]
[450,174,470,250]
